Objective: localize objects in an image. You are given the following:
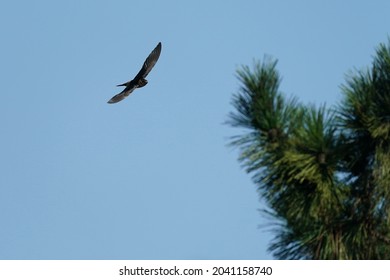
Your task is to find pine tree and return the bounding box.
[228,41,390,259]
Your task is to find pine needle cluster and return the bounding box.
[228,41,390,259]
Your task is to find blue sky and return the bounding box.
[0,0,389,259]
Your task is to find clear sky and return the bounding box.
[0,0,389,259]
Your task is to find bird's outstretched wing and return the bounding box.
[133,42,162,81]
[107,82,138,104]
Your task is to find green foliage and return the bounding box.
[228,41,390,259]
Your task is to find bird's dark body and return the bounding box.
[107,42,162,104]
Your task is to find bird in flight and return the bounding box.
[107,42,162,104]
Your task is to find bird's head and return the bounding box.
[138,78,148,87]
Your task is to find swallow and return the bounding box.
[107,42,162,104]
